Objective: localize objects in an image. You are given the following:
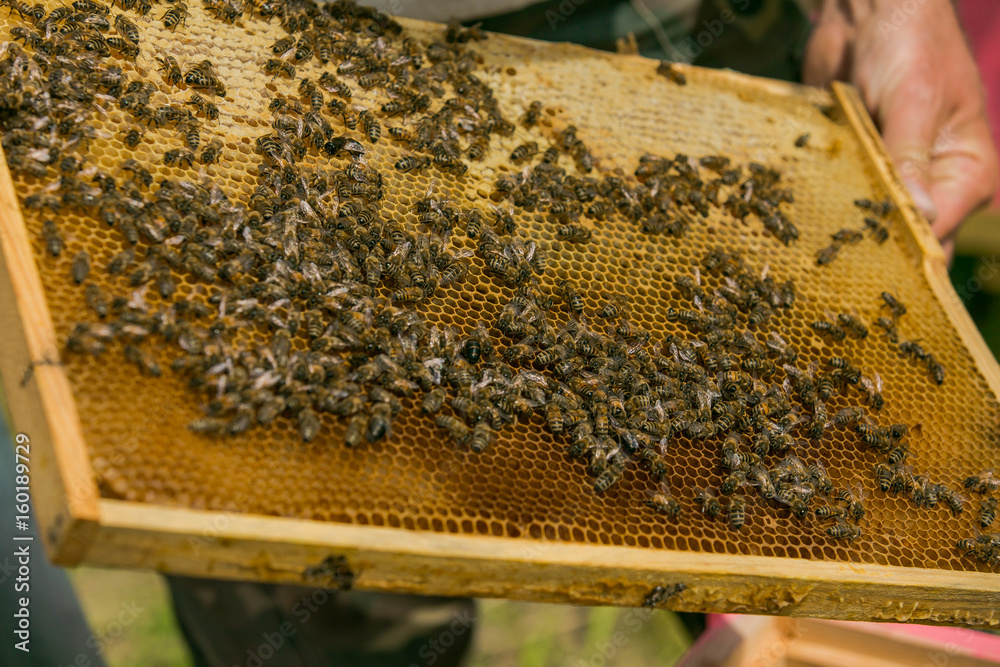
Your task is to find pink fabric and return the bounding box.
[958,0,1000,207]
[691,615,1000,663]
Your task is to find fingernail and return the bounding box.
[902,178,938,222]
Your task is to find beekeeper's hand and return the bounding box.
[804,0,998,248]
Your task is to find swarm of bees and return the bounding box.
[0,0,988,569]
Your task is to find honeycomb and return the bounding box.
[1,0,999,584]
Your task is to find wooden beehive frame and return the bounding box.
[1,18,1000,624]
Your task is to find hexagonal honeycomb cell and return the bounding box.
[1,0,999,588]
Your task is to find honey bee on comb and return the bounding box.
[1,0,993,588]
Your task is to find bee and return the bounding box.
[831,229,864,244]
[543,401,564,434]
[198,139,222,165]
[123,345,162,377]
[938,487,965,516]
[898,340,926,361]
[462,322,493,364]
[826,522,862,542]
[183,123,200,151]
[926,355,946,385]
[106,248,135,275]
[151,54,183,86]
[815,243,840,266]
[298,408,321,443]
[293,35,314,62]
[387,126,413,144]
[868,222,890,244]
[807,461,834,494]
[107,37,140,58]
[461,209,486,240]
[163,149,195,168]
[776,488,809,519]
[40,220,63,257]
[122,124,145,148]
[559,280,585,315]
[419,388,446,415]
[598,295,625,319]
[980,498,998,528]
[520,101,543,127]
[858,374,884,412]
[881,291,906,319]
[728,494,746,529]
[121,159,153,187]
[887,442,909,465]
[696,487,722,518]
[644,482,681,518]
[189,417,228,436]
[794,133,810,148]
[828,356,861,384]
[642,582,686,609]
[750,465,776,499]
[395,155,431,172]
[84,283,108,318]
[359,110,380,143]
[436,414,471,445]
[873,316,898,343]
[319,72,352,99]
[594,454,625,493]
[965,470,1000,494]
[366,403,393,443]
[359,72,390,88]
[509,141,538,162]
[73,0,109,13]
[815,504,846,520]
[592,401,609,438]
[470,422,494,452]
[721,470,746,495]
[656,61,686,85]
[336,412,368,447]
[874,463,893,492]
[263,59,296,78]
[115,13,139,43]
[71,251,90,284]
[466,134,490,160]
[837,313,868,339]
[271,35,295,54]
[811,320,846,341]
[162,3,188,30]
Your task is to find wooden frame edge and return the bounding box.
[830,82,1000,404]
[0,151,101,564]
[82,499,1000,628]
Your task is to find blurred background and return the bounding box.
[6,0,1000,665]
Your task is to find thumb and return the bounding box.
[875,78,944,223]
